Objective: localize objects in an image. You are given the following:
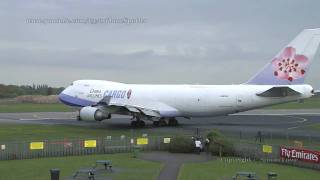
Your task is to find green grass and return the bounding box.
[178,158,320,180]
[266,96,320,109]
[0,103,72,113]
[225,134,320,148]
[0,153,162,180]
[0,123,165,142]
[310,123,320,130]
[313,123,320,130]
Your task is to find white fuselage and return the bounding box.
[60,80,313,117]
[59,29,320,121]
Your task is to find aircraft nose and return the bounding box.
[58,87,71,105]
[58,90,66,103]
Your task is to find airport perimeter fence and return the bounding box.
[0,133,319,170]
[208,128,320,153]
[216,129,320,170]
[232,141,320,170]
[0,135,176,161]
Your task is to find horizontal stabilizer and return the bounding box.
[314,90,320,96]
[257,87,301,97]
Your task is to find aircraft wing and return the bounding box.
[256,86,302,97]
[96,96,178,118]
[124,105,161,117]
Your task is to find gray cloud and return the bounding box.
[0,0,320,88]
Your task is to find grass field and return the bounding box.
[0,153,162,180]
[265,96,320,109]
[0,103,72,113]
[311,123,320,130]
[0,123,166,141]
[178,158,320,180]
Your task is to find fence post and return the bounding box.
[158,136,161,151]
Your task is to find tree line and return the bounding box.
[0,84,64,98]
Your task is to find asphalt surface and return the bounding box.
[139,151,213,180]
[0,110,319,180]
[0,109,319,140]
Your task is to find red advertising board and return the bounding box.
[280,147,320,163]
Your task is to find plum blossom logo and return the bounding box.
[272,47,309,81]
[127,89,132,99]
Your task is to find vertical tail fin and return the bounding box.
[247,28,320,85]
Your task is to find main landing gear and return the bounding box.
[131,120,146,127]
[153,118,179,127]
[130,116,179,128]
[130,116,146,127]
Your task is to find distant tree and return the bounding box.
[47,87,53,95]
[0,84,65,99]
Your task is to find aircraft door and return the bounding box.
[236,94,246,111]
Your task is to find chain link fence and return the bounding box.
[232,141,320,170]
[0,136,173,161]
[0,132,319,170]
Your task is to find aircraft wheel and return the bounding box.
[168,118,178,126]
[153,121,160,126]
[76,115,82,121]
[159,119,167,127]
[138,120,146,127]
[131,121,138,127]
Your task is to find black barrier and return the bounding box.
[50,168,60,180]
[267,172,277,180]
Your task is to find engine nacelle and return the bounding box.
[79,106,111,121]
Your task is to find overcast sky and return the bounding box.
[1,0,320,88]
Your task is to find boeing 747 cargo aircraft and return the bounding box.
[59,28,320,127]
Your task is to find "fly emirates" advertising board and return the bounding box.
[280,147,320,163]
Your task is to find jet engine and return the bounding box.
[79,106,111,121]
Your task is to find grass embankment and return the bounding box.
[267,96,320,109]
[0,123,163,141]
[311,123,320,130]
[0,103,72,113]
[178,158,320,180]
[0,153,162,180]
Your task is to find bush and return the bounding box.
[207,129,225,141]
[206,129,234,156]
[168,136,194,153]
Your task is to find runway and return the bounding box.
[0,109,319,140]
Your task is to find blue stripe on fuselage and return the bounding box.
[58,93,96,107]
